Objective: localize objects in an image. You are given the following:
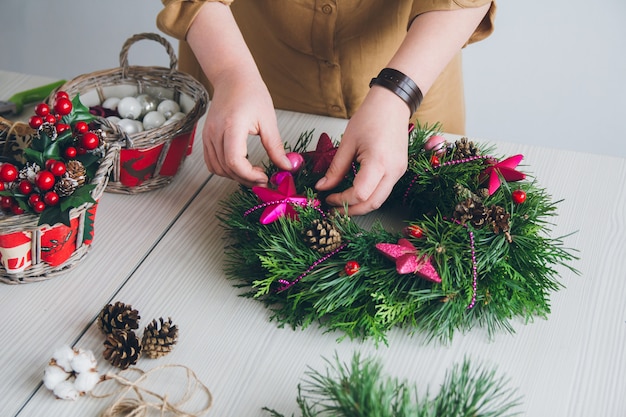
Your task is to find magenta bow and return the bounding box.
[480,154,526,196]
[375,238,441,283]
[303,132,338,174]
[252,172,319,224]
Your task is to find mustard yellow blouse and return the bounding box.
[157,0,495,134]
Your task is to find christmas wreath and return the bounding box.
[218,124,577,343]
[264,352,521,417]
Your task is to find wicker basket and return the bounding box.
[0,118,117,284]
[51,32,208,194]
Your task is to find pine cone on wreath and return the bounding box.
[97,302,140,335]
[452,137,479,159]
[453,198,490,228]
[66,160,87,187]
[103,329,142,370]
[489,205,512,242]
[141,317,179,359]
[303,218,343,254]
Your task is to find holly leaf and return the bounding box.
[59,183,96,212]
[38,206,71,227]
[42,141,62,161]
[61,94,95,126]
[23,147,45,167]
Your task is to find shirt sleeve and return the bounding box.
[409,0,496,45]
[156,0,234,40]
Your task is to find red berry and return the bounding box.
[54,97,73,116]
[18,180,34,195]
[0,182,4,191]
[80,132,100,150]
[512,189,527,204]
[32,200,47,213]
[55,91,70,101]
[11,204,25,215]
[28,193,41,206]
[29,115,43,129]
[43,191,60,206]
[0,196,13,210]
[49,161,67,177]
[430,155,440,168]
[35,103,50,117]
[344,260,360,276]
[73,121,89,134]
[44,114,57,125]
[64,146,78,159]
[35,170,56,191]
[0,163,18,182]
[56,123,70,134]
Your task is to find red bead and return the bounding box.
[430,155,440,168]
[344,260,360,276]
[512,189,527,204]
[406,225,424,239]
[0,163,18,182]
[35,170,56,191]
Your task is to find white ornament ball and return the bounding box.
[106,116,121,125]
[157,99,181,119]
[117,96,142,120]
[136,93,159,117]
[101,97,121,111]
[117,118,140,135]
[142,111,166,130]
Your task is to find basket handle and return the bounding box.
[119,32,178,77]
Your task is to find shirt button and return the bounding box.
[322,4,333,14]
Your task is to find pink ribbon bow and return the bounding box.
[480,154,526,196]
[252,172,319,224]
[375,238,441,283]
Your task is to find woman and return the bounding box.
[157,0,495,215]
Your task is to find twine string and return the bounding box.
[91,364,213,417]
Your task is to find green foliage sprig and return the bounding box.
[218,124,578,343]
[264,353,522,417]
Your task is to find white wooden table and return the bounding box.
[1,69,625,417]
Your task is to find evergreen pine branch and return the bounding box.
[264,353,522,417]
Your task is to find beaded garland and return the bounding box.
[218,124,577,343]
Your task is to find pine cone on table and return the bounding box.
[141,317,179,359]
[97,302,140,335]
[103,329,141,370]
[303,219,343,254]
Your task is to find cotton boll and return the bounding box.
[53,380,80,401]
[43,364,71,390]
[74,371,101,394]
[51,345,76,373]
[71,349,97,374]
